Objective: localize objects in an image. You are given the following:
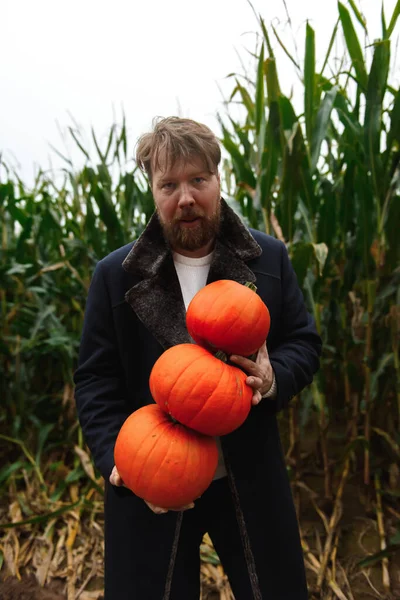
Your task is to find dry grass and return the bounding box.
[1,439,399,600]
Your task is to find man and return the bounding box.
[74,116,322,599]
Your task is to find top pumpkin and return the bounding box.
[186,280,270,357]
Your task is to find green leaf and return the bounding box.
[372,426,400,458]
[386,87,400,156]
[255,44,265,135]
[347,0,367,31]
[68,127,90,160]
[233,81,255,122]
[320,19,340,76]
[35,423,54,466]
[338,2,368,91]
[357,545,400,568]
[382,0,388,38]
[271,23,300,70]
[91,184,125,250]
[0,461,26,484]
[259,15,274,57]
[364,39,390,204]
[0,181,14,208]
[304,22,316,148]
[220,124,256,189]
[104,124,116,162]
[0,500,83,529]
[92,127,106,164]
[265,58,281,106]
[290,242,314,286]
[387,0,400,37]
[311,86,338,172]
[355,172,376,278]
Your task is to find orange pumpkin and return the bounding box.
[186,279,270,357]
[114,404,218,508]
[149,344,252,436]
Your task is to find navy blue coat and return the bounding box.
[74,200,322,598]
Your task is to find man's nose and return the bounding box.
[177,183,195,207]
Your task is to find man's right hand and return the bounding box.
[109,465,195,514]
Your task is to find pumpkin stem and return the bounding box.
[245,281,257,293]
[214,350,228,363]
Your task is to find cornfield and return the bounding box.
[1,1,399,599]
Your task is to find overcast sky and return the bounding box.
[1,0,399,183]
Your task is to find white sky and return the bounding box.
[1,0,399,183]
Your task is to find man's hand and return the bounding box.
[230,341,274,405]
[109,465,124,486]
[109,466,195,514]
[144,500,195,515]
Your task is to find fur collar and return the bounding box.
[122,198,262,350]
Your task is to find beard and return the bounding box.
[159,201,221,252]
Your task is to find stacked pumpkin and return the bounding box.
[114,280,270,508]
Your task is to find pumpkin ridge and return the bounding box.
[226,366,247,417]
[184,361,228,428]
[140,424,179,497]
[217,291,256,341]
[165,350,208,407]
[129,418,171,489]
[254,308,267,342]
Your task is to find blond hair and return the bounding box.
[135,116,221,182]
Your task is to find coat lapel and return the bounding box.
[122,199,262,350]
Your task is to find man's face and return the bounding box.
[151,155,221,257]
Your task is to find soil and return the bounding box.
[0,575,68,600]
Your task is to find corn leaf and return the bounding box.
[311,86,338,172]
[271,22,300,70]
[347,0,367,31]
[364,39,390,205]
[320,18,340,76]
[387,0,400,37]
[382,0,388,38]
[304,23,316,147]
[259,15,274,57]
[68,127,90,160]
[338,2,368,91]
[255,47,265,137]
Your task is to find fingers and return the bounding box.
[247,376,263,389]
[144,500,195,515]
[170,502,195,512]
[145,501,169,515]
[230,342,273,404]
[251,389,262,406]
[109,465,124,487]
[230,354,260,375]
[257,341,269,362]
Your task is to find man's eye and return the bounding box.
[162,182,175,190]
[193,177,205,184]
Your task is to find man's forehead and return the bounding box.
[152,153,209,180]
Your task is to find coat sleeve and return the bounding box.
[74,261,130,481]
[267,241,322,412]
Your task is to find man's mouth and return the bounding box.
[180,216,201,223]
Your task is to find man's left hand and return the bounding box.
[230,342,274,406]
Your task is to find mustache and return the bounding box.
[174,209,204,222]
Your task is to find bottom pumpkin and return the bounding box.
[114,403,218,508]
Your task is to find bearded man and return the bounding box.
[74,117,322,599]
